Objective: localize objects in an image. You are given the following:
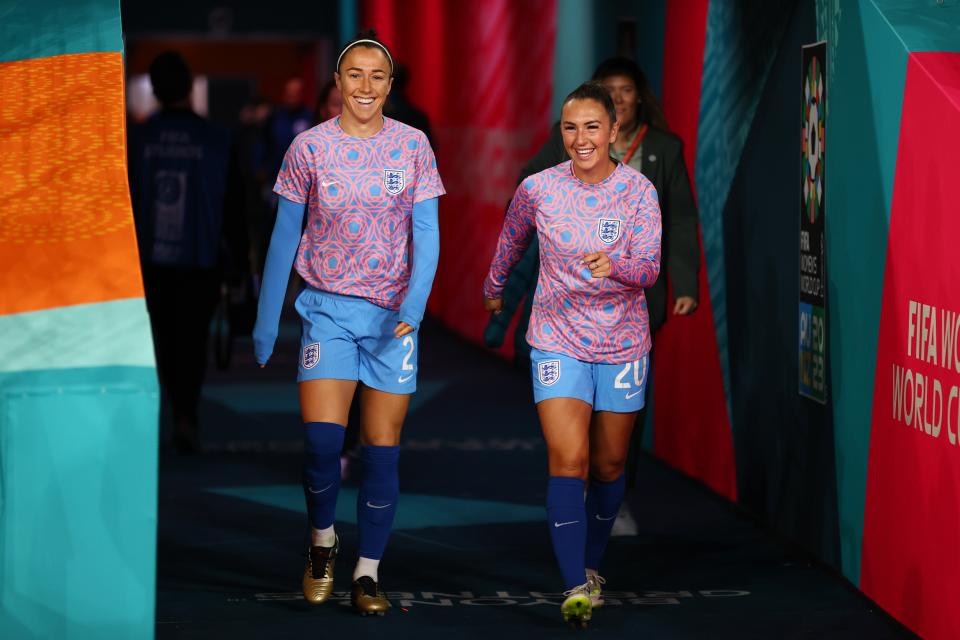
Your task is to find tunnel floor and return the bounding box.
[155,315,913,639]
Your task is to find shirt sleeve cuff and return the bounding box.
[414,186,446,204]
[273,186,307,204]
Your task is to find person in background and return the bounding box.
[484,82,661,627]
[253,31,444,616]
[265,77,313,185]
[485,56,700,536]
[313,78,342,125]
[236,95,272,274]
[383,64,433,146]
[128,51,247,453]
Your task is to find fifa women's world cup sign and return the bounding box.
[799,41,827,403]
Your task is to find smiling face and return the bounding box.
[335,46,393,132]
[600,74,639,131]
[561,97,619,183]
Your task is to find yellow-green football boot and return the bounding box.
[351,575,391,616]
[586,572,606,608]
[561,583,592,628]
[302,536,339,604]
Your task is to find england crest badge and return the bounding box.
[302,343,320,370]
[384,169,405,195]
[597,218,621,245]
[538,360,561,386]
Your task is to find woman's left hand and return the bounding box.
[394,322,415,338]
[673,296,698,315]
[583,252,611,278]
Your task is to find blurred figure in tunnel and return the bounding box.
[236,95,272,274]
[265,77,313,185]
[313,78,342,125]
[384,63,433,147]
[128,51,247,453]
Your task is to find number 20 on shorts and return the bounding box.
[614,360,646,390]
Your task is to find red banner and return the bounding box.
[652,0,737,500]
[361,0,556,345]
[861,52,960,640]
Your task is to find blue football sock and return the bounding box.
[356,445,400,560]
[547,476,588,590]
[302,422,345,531]
[584,474,626,570]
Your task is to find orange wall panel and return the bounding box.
[0,52,143,316]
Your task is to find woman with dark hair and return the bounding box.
[253,31,444,616]
[485,56,700,537]
[484,82,661,627]
[591,56,669,133]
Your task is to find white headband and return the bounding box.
[336,39,394,75]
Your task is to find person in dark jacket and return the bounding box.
[485,56,700,535]
[128,51,247,453]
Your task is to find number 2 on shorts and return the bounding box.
[401,335,415,371]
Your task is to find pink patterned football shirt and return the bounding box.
[274,117,445,309]
[483,161,662,363]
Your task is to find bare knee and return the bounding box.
[361,428,401,447]
[549,455,589,480]
[590,457,626,482]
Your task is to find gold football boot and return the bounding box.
[351,575,391,616]
[302,536,339,604]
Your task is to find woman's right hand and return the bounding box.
[484,297,503,315]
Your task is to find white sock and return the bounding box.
[311,525,336,547]
[353,556,380,582]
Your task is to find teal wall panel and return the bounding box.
[339,0,358,46]
[590,0,668,99]
[695,0,797,420]
[634,0,668,99]
[817,0,908,585]
[0,0,122,63]
[722,0,841,568]
[0,299,155,374]
[553,0,596,119]
[0,367,158,639]
[874,0,960,52]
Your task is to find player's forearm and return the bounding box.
[609,252,661,288]
[253,196,305,364]
[609,187,663,289]
[483,188,536,299]
[483,224,536,299]
[398,198,440,329]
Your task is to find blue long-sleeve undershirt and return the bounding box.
[252,196,440,366]
[253,196,305,365]
[399,196,440,329]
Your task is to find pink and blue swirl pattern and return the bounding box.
[274,117,445,310]
[483,161,661,364]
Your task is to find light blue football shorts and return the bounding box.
[295,287,417,394]
[529,347,649,413]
